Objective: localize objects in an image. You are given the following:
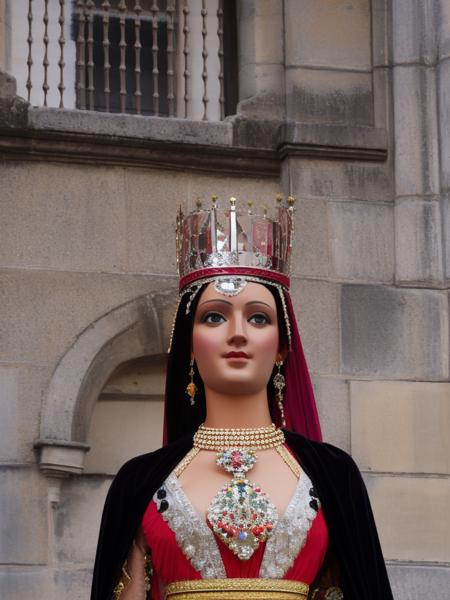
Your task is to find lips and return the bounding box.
[224,351,250,359]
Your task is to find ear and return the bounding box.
[277,344,289,363]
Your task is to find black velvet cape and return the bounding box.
[90,430,394,600]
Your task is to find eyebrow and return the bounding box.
[198,299,275,310]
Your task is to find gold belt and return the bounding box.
[165,578,309,600]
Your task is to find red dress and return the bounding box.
[142,452,328,599]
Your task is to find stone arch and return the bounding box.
[35,288,177,476]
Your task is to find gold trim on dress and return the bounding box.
[165,578,309,600]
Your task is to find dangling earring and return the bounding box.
[273,359,286,427]
[186,357,197,405]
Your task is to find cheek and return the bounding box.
[253,327,279,356]
[192,325,222,359]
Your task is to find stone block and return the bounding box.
[0,467,47,564]
[438,60,450,191]
[393,66,440,197]
[365,474,450,563]
[282,122,388,152]
[238,1,283,69]
[0,364,52,463]
[387,564,450,600]
[311,376,350,452]
[125,168,190,275]
[186,175,280,212]
[341,285,449,379]
[28,108,233,146]
[290,278,339,375]
[238,63,285,100]
[286,68,373,126]
[284,0,371,70]
[0,69,17,98]
[350,380,450,475]
[289,197,331,279]
[442,194,450,281]
[54,476,110,564]
[437,0,450,61]
[330,201,394,282]
[0,567,52,599]
[395,198,444,284]
[53,568,93,600]
[287,158,393,204]
[392,0,438,65]
[0,162,128,272]
[84,399,164,475]
[372,66,391,131]
[0,2,6,71]
[0,269,175,364]
[371,0,389,68]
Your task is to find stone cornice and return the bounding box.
[0,106,388,176]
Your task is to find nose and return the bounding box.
[227,313,247,347]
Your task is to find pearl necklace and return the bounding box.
[193,423,285,451]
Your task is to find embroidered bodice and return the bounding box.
[141,450,329,600]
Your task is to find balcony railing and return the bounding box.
[8,0,237,121]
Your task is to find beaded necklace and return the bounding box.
[175,424,300,560]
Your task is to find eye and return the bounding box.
[248,313,271,326]
[202,311,226,325]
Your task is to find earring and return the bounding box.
[186,357,197,406]
[273,359,286,427]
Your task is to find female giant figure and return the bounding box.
[91,197,393,600]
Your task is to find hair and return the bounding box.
[164,281,290,444]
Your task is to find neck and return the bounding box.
[203,386,273,429]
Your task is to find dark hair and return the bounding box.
[165,281,289,444]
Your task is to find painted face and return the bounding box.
[192,281,280,396]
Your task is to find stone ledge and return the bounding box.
[28,107,234,147]
[280,122,388,161]
[0,125,280,178]
[0,99,388,175]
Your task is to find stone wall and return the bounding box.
[0,1,449,598]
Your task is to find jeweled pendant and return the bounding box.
[206,448,278,560]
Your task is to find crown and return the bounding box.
[176,195,296,292]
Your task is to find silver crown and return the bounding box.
[176,195,296,290]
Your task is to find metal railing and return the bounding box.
[11,0,232,121]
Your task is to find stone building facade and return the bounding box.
[0,1,449,598]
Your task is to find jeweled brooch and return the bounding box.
[207,448,278,560]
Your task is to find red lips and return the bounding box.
[224,351,250,358]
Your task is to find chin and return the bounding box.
[215,379,263,396]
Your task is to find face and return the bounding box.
[192,281,281,396]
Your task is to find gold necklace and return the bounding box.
[178,424,300,561]
[193,423,285,451]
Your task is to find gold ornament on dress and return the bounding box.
[166,577,309,600]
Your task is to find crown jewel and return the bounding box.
[176,196,296,291]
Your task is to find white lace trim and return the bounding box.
[153,473,226,579]
[259,470,319,578]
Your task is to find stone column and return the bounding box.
[392,0,443,286]
[437,0,450,284]
[0,0,6,71]
[236,0,285,118]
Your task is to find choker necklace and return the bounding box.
[193,423,285,451]
[186,424,296,561]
